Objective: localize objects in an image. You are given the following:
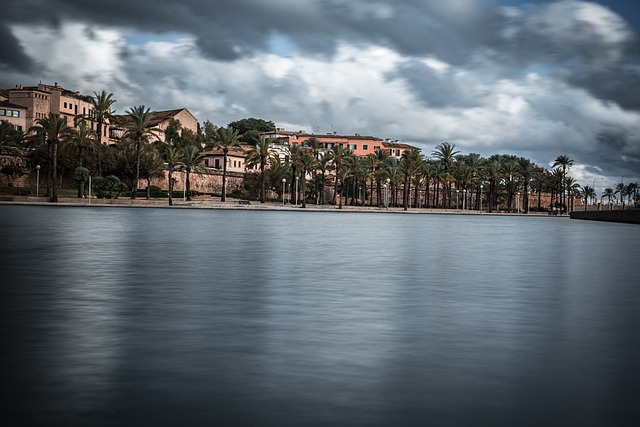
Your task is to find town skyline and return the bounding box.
[2,1,639,190]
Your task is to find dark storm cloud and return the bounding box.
[0,25,36,72]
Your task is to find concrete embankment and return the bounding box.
[570,209,640,224]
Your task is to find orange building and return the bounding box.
[110,108,198,144]
[262,128,420,158]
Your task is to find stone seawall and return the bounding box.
[570,209,640,224]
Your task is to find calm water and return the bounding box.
[1,205,639,426]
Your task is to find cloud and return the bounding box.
[1,0,640,187]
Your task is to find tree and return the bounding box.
[89,90,116,145]
[553,155,574,214]
[180,145,204,201]
[0,120,23,155]
[29,113,73,202]
[246,135,275,203]
[72,167,90,196]
[164,146,184,206]
[1,162,24,187]
[122,106,159,199]
[227,118,275,135]
[295,148,318,208]
[602,187,616,209]
[580,185,595,211]
[400,149,422,211]
[432,142,460,208]
[206,127,241,202]
[65,120,98,198]
[140,151,165,200]
[327,146,350,205]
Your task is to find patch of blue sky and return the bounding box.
[123,31,189,46]
[267,31,296,57]
[524,63,550,76]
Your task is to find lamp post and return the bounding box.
[527,191,531,214]
[517,192,520,213]
[358,186,362,206]
[383,183,389,209]
[295,176,299,206]
[282,178,286,206]
[88,174,92,203]
[480,185,483,213]
[456,189,459,209]
[36,165,40,198]
[463,189,467,210]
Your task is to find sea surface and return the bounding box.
[1,205,639,426]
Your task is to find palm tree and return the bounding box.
[615,182,626,208]
[65,121,98,198]
[164,146,184,206]
[140,150,165,200]
[89,91,116,145]
[580,185,595,211]
[206,127,241,202]
[432,142,460,208]
[327,146,350,205]
[246,135,274,203]
[602,187,616,209]
[181,145,204,201]
[29,113,73,202]
[317,153,332,205]
[295,148,318,208]
[122,105,159,199]
[0,120,23,155]
[400,149,422,211]
[553,155,574,214]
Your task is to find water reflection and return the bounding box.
[1,206,639,426]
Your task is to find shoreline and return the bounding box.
[0,196,557,216]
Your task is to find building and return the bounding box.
[0,100,27,133]
[110,108,198,143]
[261,128,420,158]
[2,83,113,143]
[201,146,249,173]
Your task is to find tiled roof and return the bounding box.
[113,108,187,128]
[383,141,420,150]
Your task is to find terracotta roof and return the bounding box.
[383,141,420,150]
[113,108,187,128]
[0,89,9,100]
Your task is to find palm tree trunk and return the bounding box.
[260,160,266,203]
[168,167,174,206]
[147,178,151,200]
[51,141,58,203]
[132,139,141,199]
[221,152,228,202]
[186,169,192,201]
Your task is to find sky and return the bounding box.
[2,0,640,190]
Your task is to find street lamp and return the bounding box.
[183,170,187,201]
[358,186,362,206]
[295,176,299,206]
[463,189,467,210]
[383,183,389,209]
[456,189,459,209]
[36,165,40,197]
[517,192,520,213]
[282,178,286,206]
[480,185,483,213]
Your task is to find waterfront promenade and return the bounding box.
[0,195,553,216]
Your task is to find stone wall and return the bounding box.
[570,209,640,224]
[149,169,244,195]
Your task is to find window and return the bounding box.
[348,144,356,150]
[214,159,220,168]
[374,146,380,150]
[64,102,67,108]
[0,109,5,116]
[396,149,400,156]
[13,111,20,117]
[205,159,210,167]
[326,143,334,149]
[338,143,344,148]
[14,125,22,132]
[363,145,368,150]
